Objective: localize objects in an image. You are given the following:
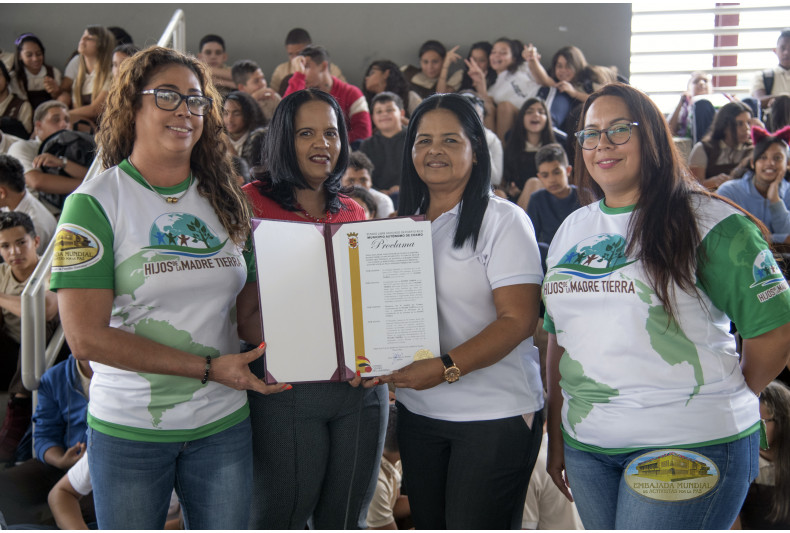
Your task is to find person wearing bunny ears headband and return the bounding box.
[718,125,790,245]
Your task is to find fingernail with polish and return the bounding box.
[356,371,361,377]
[258,342,266,350]
[281,384,292,391]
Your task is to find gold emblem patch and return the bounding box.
[52,224,103,272]
[624,449,720,501]
[414,349,435,361]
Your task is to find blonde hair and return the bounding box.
[98,46,251,245]
[73,25,115,108]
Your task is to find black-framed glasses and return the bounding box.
[140,89,213,116]
[575,122,639,150]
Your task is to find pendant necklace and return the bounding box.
[128,157,193,204]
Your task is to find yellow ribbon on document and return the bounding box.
[347,233,371,373]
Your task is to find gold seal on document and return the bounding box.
[414,349,435,361]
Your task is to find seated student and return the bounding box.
[231,59,282,123]
[270,28,346,96]
[0,155,56,253]
[400,40,463,99]
[285,45,371,145]
[359,92,407,196]
[11,34,68,113]
[366,404,410,530]
[0,130,23,156]
[346,186,378,220]
[223,91,268,169]
[363,60,422,118]
[688,101,754,190]
[0,61,32,136]
[524,143,580,247]
[196,34,235,97]
[0,351,90,526]
[0,212,59,465]
[733,380,790,530]
[7,100,88,202]
[342,151,395,218]
[717,126,790,245]
[752,29,790,111]
[459,91,504,187]
[502,97,566,206]
[48,453,182,530]
[111,43,140,78]
[769,94,790,132]
[61,26,115,128]
[522,411,583,531]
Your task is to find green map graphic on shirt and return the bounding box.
[633,279,704,403]
[559,351,619,433]
[133,318,220,427]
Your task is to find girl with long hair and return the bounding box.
[544,83,790,529]
[61,25,115,126]
[11,33,68,111]
[363,59,421,117]
[737,380,790,529]
[51,46,286,529]
[689,100,753,189]
[501,97,566,207]
[223,90,267,168]
[718,126,790,245]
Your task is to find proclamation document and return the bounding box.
[252,216,440,384]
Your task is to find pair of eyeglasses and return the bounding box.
[575,122,639,150]
[140,89,213,116]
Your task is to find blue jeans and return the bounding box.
[87,419,252,529]
[563,432,759,529]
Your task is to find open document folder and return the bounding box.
[251,216,441,384]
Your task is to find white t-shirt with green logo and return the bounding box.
[50,160,254,442]
[544,195,790,453]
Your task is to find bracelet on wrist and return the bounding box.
[201,355,212,384]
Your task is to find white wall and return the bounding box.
[1,3,632,88]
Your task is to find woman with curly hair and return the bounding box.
[50,46,287,529]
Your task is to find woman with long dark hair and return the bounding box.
[544,83,790,529]
[61,25,115,126]
[689,100,753,189]
[383,93,544,529]
[223,90,267,168]
[51,46,285,529]
[242,88,387,529]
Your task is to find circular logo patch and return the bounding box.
[52,224,103,272]
[624,449,720,501]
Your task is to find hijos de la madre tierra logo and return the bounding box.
[750,249,788,303]
[556,233,633,279]
[144,213,226,258]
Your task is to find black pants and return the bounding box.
[397,402,543,530]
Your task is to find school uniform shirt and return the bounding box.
[397,195,544,422]
[717,171,790,244]
[50,159,253,442]
[488,64,541,110]
[543,195,790,452]
[751,65,790,96]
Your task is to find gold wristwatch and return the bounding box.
[440,353,461,383]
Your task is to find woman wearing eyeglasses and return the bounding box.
[50,46,287,529]
[543,83,790,529]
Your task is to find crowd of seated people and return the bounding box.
[0,21,790,530]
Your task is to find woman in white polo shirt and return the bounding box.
[382,93,544,529]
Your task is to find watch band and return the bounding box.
[440,353,455,369]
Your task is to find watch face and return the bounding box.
[444,366,461,383]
